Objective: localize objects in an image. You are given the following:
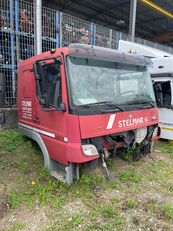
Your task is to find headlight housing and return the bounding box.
[82,144,99,156]
[135,127,147,143]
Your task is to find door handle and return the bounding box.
[33,117,40,123]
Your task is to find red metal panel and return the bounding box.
[79,108,158,139]
[42,135,68,165]
[66,114,99,163]
[18,48,71,165]
[66,142,99,163]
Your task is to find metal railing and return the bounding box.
[61,13,92,47]
[0,0,173,107]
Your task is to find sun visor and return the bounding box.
[68,44,152,67]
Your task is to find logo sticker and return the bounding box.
[106,114,116,130]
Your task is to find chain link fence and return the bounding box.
[1,0,173,107]
[42,6,57,52]
[61,13,92,47]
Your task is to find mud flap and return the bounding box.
[65,163,75,185]
[150,141,155,154]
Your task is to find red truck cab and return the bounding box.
[18,44,160,184]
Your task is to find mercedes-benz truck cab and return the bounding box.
[18,44,160,184]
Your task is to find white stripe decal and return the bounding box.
[19,123,69,142]
[106,114,116,130]
[33,127,55,138]
[64,137,68,142]
[19,123,55,138]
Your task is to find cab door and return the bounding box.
[153,80,171,108]
[153,77,173,140]
[32,56,69,165]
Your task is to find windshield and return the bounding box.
[67,57,155,107]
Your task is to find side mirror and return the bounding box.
[59,103,66,112]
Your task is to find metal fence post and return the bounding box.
[56,11,59,48]
[109,29,112,48]
[15,0,19,64]
[10,0,15,100]
[115,31,122,49]
[91,23,96,46]
[129,0,137,41]
[34,0,42,54]
[59,12,63,48]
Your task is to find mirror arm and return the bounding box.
[40,103,66,112]
[41,107,59,112]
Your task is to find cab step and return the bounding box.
[50,163,75,185]
[50,169,66,182]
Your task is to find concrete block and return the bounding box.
[0,108,18,129]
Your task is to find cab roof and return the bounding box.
[19,43,152,68]
[68,44,152,67]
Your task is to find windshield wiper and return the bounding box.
[105,102,124,111]
[76,101,112,109]
[142,100,155,107]
[81,101,111,106]
[127,100,155,107]
[77,101,124,112]
[102,102,124,113]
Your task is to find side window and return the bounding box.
[37,62,62,108]
[153,81,171,108]
[39,63,61,108]
[161,82,171,106]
